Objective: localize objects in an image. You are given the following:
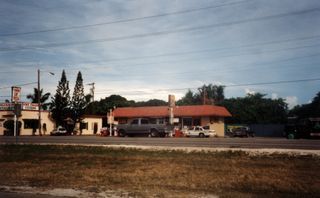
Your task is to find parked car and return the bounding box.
[50,126,68,136]
[232,127,254,137]
[203,125,217,137]
[185,126,215,138]
[285,117,320,139]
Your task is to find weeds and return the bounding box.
[0,144,319,197]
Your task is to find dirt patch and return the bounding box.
[0,185,135,198]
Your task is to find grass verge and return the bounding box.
[0,144,319,197]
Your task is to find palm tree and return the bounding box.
[26,88,51,110]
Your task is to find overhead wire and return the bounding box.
[0,0,251,37]
[0,82,37,90]
[94,77,320,95]
[1,7,319,52]
[1,33,319,72]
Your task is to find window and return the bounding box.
[141,119,149,125]
[158,118,164,124]
[23,119,38,129]
[203,126,210,130]
[193,118,201,126]
[118,118,127,124]
[182,118,192,127]
[210,117,219,123]
[131,119,139,125]
[80,122,88,130]
[149,118,157,124]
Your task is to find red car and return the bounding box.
[100,127,110,136]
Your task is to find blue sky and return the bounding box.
[0,0,319,108]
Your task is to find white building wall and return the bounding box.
[0,110,55,136]
[81,117,102,135]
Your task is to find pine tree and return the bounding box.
[50,70,71,127]
[71,71,86,134]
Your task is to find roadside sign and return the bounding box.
[0,102,39,111]
[11,86,21,103]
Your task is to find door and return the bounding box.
[130,119,140,133]
[93,123,98,134]
[140,118,150,134]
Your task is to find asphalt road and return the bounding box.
[1,136,320,150]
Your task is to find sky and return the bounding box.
[0,0,319,109]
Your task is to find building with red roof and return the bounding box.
[113,105,231,136]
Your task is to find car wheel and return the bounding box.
[287,133,295,139]
[118,130,126,137]
[199,133,205,138]
[150,129,158,137]
[159,132,166,138]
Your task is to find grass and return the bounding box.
[0,144,319,197]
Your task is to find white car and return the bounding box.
[50,126,68,136]
[185,126,216,138]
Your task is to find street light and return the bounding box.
[38,69,54,136]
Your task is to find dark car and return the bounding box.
[232,127,254,137]
[285,117,320,139]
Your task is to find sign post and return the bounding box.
[12,86,21,142]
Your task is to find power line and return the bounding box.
[0,0,250,37]
[59,43,320,75]
[0,45,319,80]
[0,94,27,98]
[1,34,319,71]
[41,34,320,65]
[1,78,319,98]
[0,82,37,90]
[94,77,320,94]
[1,7,319,52]
[227,78,320,87]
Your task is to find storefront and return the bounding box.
[113,105,231,137]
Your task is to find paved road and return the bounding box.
[1,136,320,150]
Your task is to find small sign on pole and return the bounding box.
[11,86,21,103]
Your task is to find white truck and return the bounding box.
[184,126,216,138]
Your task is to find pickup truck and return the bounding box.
[116,118,170,137]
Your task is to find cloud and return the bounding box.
[271,93,278,99]
[1,0,320,104]
[245,88,255,95]
[285,96,298,109]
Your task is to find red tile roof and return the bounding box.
[113,105,231,118]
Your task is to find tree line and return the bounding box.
[27,71,320,127]
[27,70,89,133]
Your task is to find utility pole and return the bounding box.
[203,86,207,105]
[87,83,95,102]
[37,69,54,136]
[38,69,42,136]
[109,108,112,137]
